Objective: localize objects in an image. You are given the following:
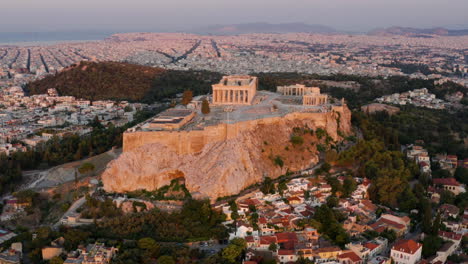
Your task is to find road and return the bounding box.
[53,191,91,229]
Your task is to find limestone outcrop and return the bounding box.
[102,105,352,200]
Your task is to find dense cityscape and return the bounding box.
[0,2,468,264]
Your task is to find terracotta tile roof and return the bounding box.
[370,218,406,232]
[392,239,421,254]
[275,232,298,243]
[438,231,462,241]
[259,236,277,245]
[439,204,460,215]
[364,242,379,250]
[433,178,460,187]
[338,251,362,262]
[360,199,377,211]
[245,236,255,243]
[300,211,312,217]
[316,246,341,253]
[278,249,295,256]
[240,198,262,206]
[419,162,429,167]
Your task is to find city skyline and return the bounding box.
[1,0,468,33]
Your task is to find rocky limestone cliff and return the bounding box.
[102,106,352,200]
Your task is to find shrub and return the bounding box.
[290,135,304,146]
[316,128,326,139]
[274,156,284,168]
[78,162,95,174]
[317,144,326,152]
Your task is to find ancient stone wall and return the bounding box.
[123,106,351,155]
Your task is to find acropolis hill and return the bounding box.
[102,76,352,200]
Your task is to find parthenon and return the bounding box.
[212,75,258,105]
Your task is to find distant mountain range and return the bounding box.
[191,22,337,35]
[368,26,468,37]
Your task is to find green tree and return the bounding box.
[321,163,331,173]
[157,255,176,264]
[277,181,287,196]
[230,237,247,249]
[422,235,443,258]
[201,99,210,114]
[421,199,433,234]
[78,162,95,174]
[342,176,357,198]
[49,256,64,264]
[273,156,284,168]
[222,244,242,263]
[290,135,304,146]
[181,90,193,105]
[137,237,158,251]
[326,196,339,208]
[268,242,278,252]
[440,190,455,205]
[229,201,240,221]
[454,167,468,185]
[260,177,276,194]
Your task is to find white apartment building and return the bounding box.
[390,239,422,264]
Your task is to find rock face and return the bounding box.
[102,105,351,200]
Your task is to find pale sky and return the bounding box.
[1,0,468,32]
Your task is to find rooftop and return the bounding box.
[392,239,421,254]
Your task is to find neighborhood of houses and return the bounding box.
[214,141,468,264]
[217,170,466,264]
[375,88,448,110]
[0,87,146,156]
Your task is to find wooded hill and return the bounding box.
[26,61,223,103]
[26,61,166,102]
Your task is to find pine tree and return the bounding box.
[181,90,193,105]
[201,99,210,114]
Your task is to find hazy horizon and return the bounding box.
[1,0,468,34]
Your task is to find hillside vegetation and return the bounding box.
[26,61,166,102]
[26,61,223,103]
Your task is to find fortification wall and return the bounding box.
[123,106,350,155]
